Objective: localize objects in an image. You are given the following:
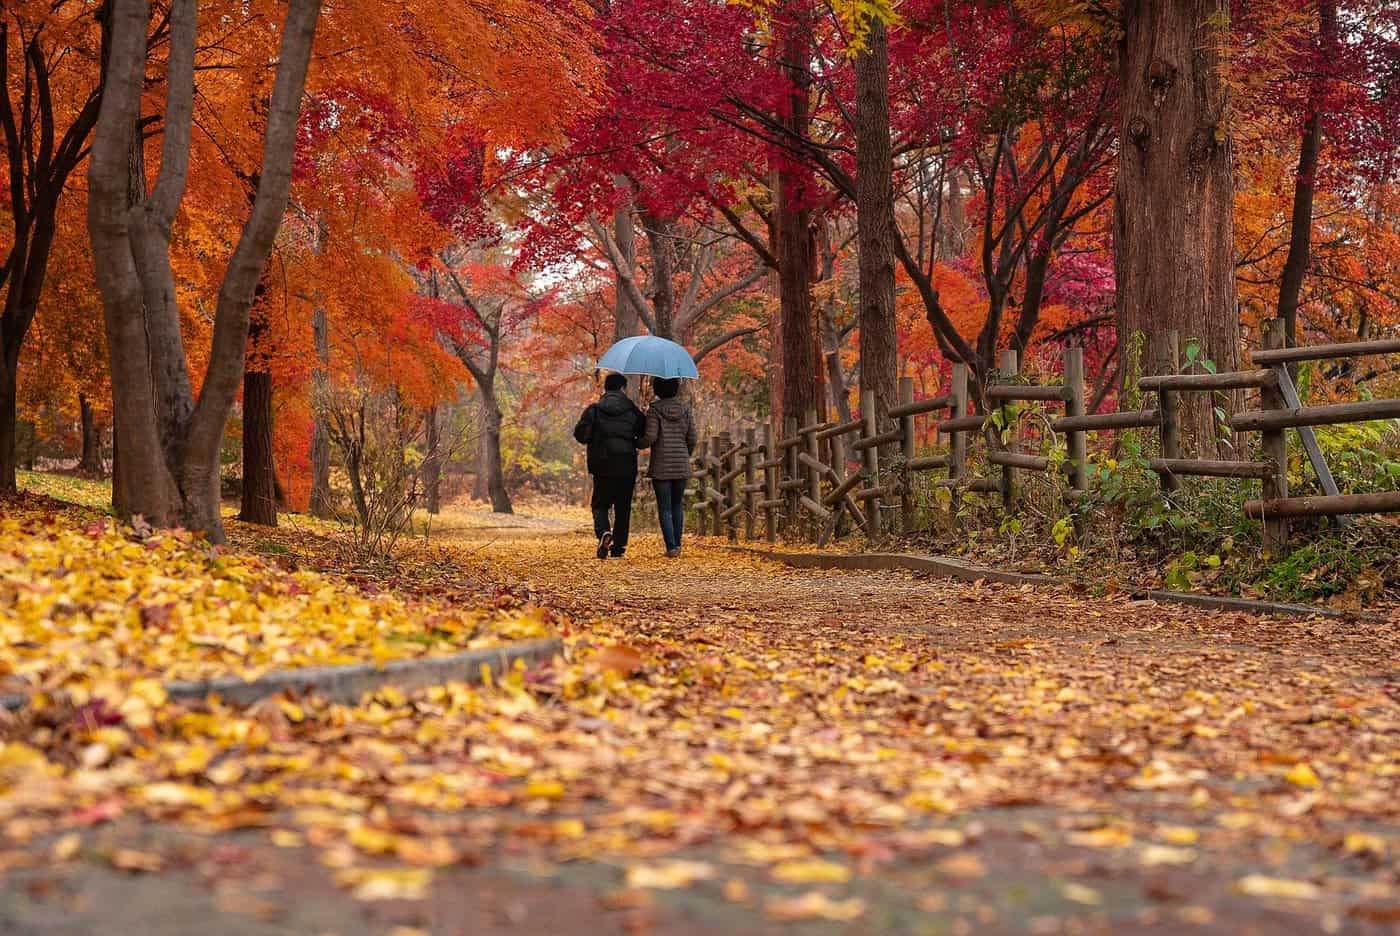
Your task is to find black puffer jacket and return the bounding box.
[573,391,646,477]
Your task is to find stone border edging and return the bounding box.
[711,545,1393,623]
[0,636,563,713]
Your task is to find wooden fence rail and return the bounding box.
[677,320,1400,549]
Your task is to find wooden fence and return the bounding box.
[680,320,1400,548]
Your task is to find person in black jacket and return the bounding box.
[573,373,646,558]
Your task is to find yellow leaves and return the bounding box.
[110,849,164,872]
[1061,882,1102,905]
[1158,825,1200,845]
[770,858,851,884]
[138,782,217,809]
[1236,875,1321,900]
[50,833,81,862]
[0,509,553,698]
[1284,763,1321,788]
[1139,845,1197,866]
[623,860,716,889]
[1067,825,1132,848]
[1342,832,1386,857]
[765,891,866,922]
[348,825,400,855]
[524,779,565,801]
[336,867,433,901]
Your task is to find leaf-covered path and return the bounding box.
[3,522,1398,935]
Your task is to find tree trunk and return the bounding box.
[613,185,640,342]
[641,211,676,340]
[309,307,333,517]
[775,11,820,426]
[0,354,16,494]
[479,389,513,514]
[78,395,104,475]
[1116,0,1241,451]
[87,0,322,542]
[854,17,898,433]
[237,312,277,526]
[422,405,442,514]
[1276,0,1336,351]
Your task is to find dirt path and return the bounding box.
[4,529,1397,935]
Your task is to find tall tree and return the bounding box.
[86,0,322,540]
[238,302,278,525]
[1275,0,1338,349]
[1,2,106,494]
[853,15,897,428]
[774,4,820,423]
[1116,0,1241,446]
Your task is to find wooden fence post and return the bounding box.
[861,390,882,542]
[949,363,968,511]
[692,440,707,537]
[1063,348,1088,497]
[710,435,724,536]
[1260,320,1290,550]
[899,376,915,535]
[724,430,740,542]
[803,410,822,532]
[744,427,757,541]
[998,350,1018,512]
[763,423,778,543]
[1153,331,1181,493]
[783,415,799,533]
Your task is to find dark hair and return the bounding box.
[603,373,628,392]
[652,376,681,399]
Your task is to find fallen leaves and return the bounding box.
[764,891,866,921]
[1236,875,1322,901]
[0,517,1395,932]
[0,506,555,701]
[624,860,716,889]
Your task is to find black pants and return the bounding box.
[590,474,635,555]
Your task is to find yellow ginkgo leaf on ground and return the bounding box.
[337,868,433,901]
[1061,882,1102,905]
[765,892,867,921]
[1236,875,1321,900]
[624,860,717,890]
[771,858,852,884]
[1140,845,1197,866]
[1284,763,1321,788]
[524,779,565,800]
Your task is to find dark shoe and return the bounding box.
[665,548,680,559]
[597,532,613,559]
[610,550,625,559]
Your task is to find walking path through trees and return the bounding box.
[1,506,1397,935]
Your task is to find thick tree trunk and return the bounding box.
[479,389,512,514]
[0,355,16,494]
[1116,0,1241,451]
[641,211,676,340]
[237,312,277,525]
[87,0,321,542]
[775,12,820,425]
[308,307,333,517]
[613,186,640,342]
[854,17,898,432]
[1277,0,1335,351]
[78,395,104,475]
[422,405,442,514]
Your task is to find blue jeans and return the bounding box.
[652,478,687,551]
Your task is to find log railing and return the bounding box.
[679,320,1400,548]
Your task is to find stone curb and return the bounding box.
[709,545,1393,623]
[0,637,563,713]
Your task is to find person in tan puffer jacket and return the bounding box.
[639,377,697,557]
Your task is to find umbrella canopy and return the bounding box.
[597,335,699,379]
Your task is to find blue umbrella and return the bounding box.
[596,335,699,379]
